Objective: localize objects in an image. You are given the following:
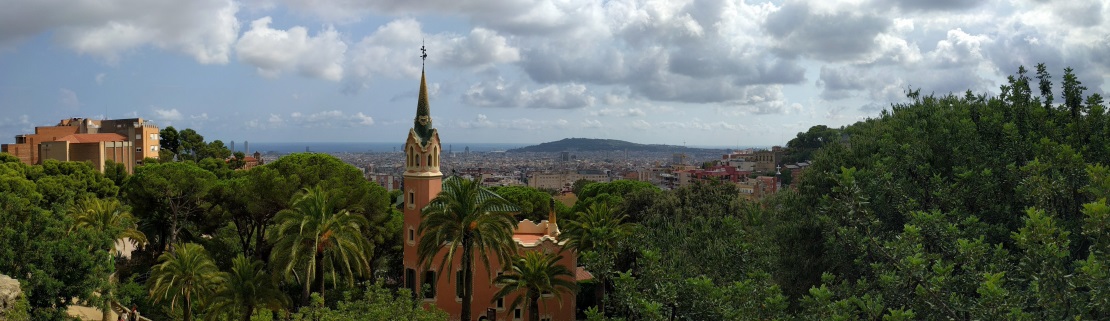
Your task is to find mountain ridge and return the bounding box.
[506,138,722,152]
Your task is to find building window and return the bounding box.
[496,297,504,310]
[409,191,415,208]
[405,268,416,296]
[135,147,142,152]
[514,308,522,321]
[408,227,415,244]
[150,145,158,152]
[423,271,436,299]
[135,134,141,140]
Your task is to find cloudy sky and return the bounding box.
[1,0,1108,147]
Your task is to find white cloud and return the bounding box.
[590,108,646,117]
[153,108,183,121]
[58,88,79,109]
[457,114,495,129]
[654,119,750,131]
[630,119,652,130]
[439,28,521,68]
[344,18,522,93]
[95,73,106,84]
[463,79,595,109]
[235,17,346,81]
[1,0,240,64]
[245,113,286,129]
[0,115,33,132]
[285,110,374,128]
[454,114,569,130]
[928,28,992,69]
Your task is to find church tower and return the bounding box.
[402,48,442,296]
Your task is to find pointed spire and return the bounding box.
[413,47,433,144]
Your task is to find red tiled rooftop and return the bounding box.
[576,266,594,281]
[55,133,126,143]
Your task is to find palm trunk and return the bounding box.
[596,276,606,311]
[529,294,540,321]
[240,304,253,321]
[184,294,193,321]
[461,233,473,321]
[314,250,326,301]
[169,215,178,247]
[301,276,312,307]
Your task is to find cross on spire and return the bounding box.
[420,41,428,66]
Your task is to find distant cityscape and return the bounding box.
[2,117,806,203]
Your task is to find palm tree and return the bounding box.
[69,197,148,255]
[492,251,579,321]
[562,202,636,309]
[418,176,518,321]
[205,255,289,321]
[68,197,148,321]
[269,185,372,305]
[148,243,221,321]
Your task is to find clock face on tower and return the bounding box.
[417,115,431,126]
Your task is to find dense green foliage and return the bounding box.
[493,251,579,321]
[148,242,221,321]
[783,125,841,164]
[2,136,398,320]
[583,65,1110,320]
[205,255,288,321]
[269,186,373,305]
[288,282,447,321]
[0,156,116,320]
[489,185,553,222]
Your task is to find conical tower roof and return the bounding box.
[413,68,434,145]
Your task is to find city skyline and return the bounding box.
[2,0,1108,147]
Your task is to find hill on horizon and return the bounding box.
[507,138,722,153]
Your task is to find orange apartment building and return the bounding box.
[401,67,578,321]
[1,117,160,172]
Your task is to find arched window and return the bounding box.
[427,155,432,168]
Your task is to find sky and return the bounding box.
[1,0,1108,148]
